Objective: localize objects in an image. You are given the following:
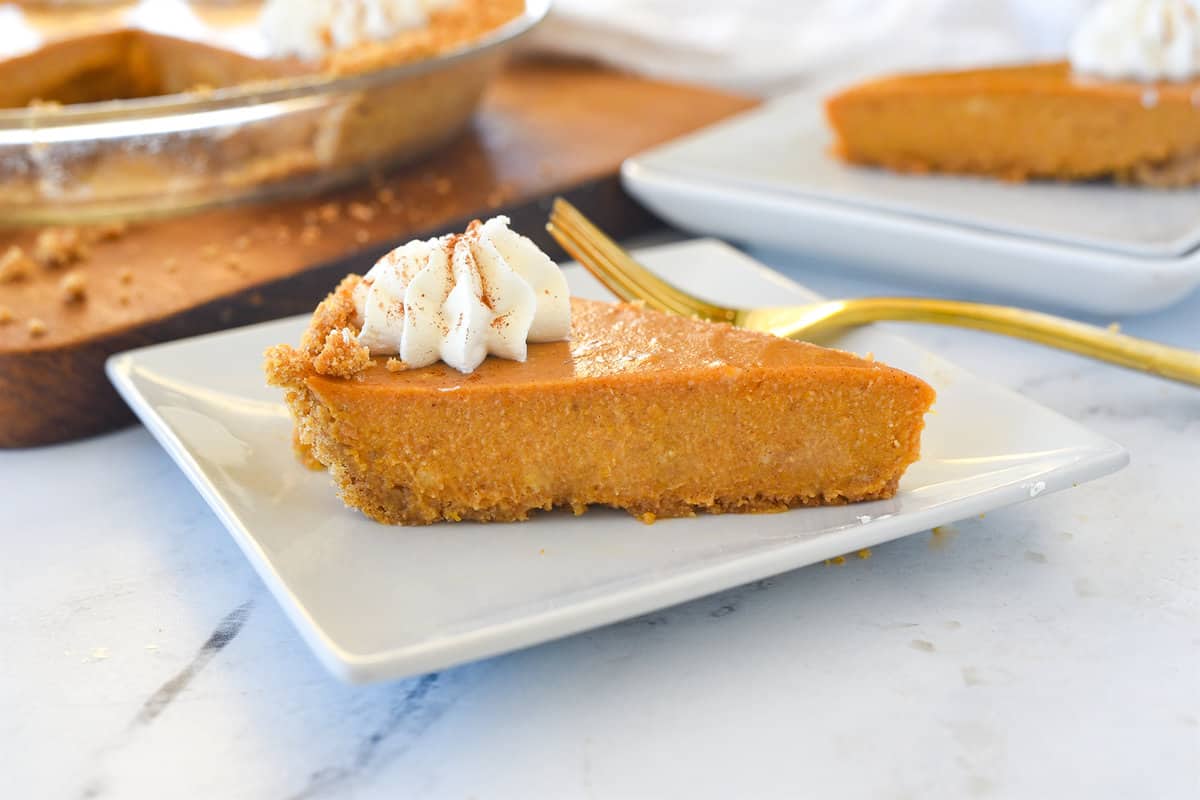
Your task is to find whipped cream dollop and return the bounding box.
[353,216,571,374]
[260,0,457,60]
[1069,0,1200,81]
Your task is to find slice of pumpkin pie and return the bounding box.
[825,1,1200,186]
[265,217,935,525]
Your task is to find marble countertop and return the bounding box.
[4,245,1198,800]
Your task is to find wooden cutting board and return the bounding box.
[0,59,755,447]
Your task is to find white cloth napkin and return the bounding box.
[529,0,1101,96]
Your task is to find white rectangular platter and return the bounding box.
[107,239,1128,683]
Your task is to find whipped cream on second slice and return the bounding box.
[260,0,457,60]
[1070,0,1200,81]
[353,217,571,374]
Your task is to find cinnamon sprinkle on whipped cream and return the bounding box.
[352,216,571,373]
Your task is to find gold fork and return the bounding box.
[546,197,1200,387]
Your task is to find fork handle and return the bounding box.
[792,298,1200,387]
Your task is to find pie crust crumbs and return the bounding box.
[0,246,34,283]
[1126,149,1200,188]
[292,428,327,471]
[34,227,87,268]
[317,203,341,224]
[93,221,129,242]
[311,327,370,378]
[59,271,87,303]
[27,318,47,337]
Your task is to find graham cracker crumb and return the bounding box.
[263,344,310,387]
[299,225,321,245]
[1126,149,1200,188]
[385,357,405,372]
[312,326,371,378]
[118,268,134,284]
[34,227,87,268]
[93,221,128,242]
[348,202,377,222]
[0,245,35,283]
[486,188,508,208]
[292,428,326,470]
[317,202,341,224]
[59,271,87,303]
[299,274,361,356]
[27,317,47,337]
[0,305,12,324]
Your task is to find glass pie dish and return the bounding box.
[0,0,548,224]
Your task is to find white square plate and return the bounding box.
[107,240,1128,684]
[623,91,1200,315]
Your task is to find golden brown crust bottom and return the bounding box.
[1124,149,1200,188]
[291,428,327,471]
[833,146,1200,188]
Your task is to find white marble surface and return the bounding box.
[3,244,1198,800]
